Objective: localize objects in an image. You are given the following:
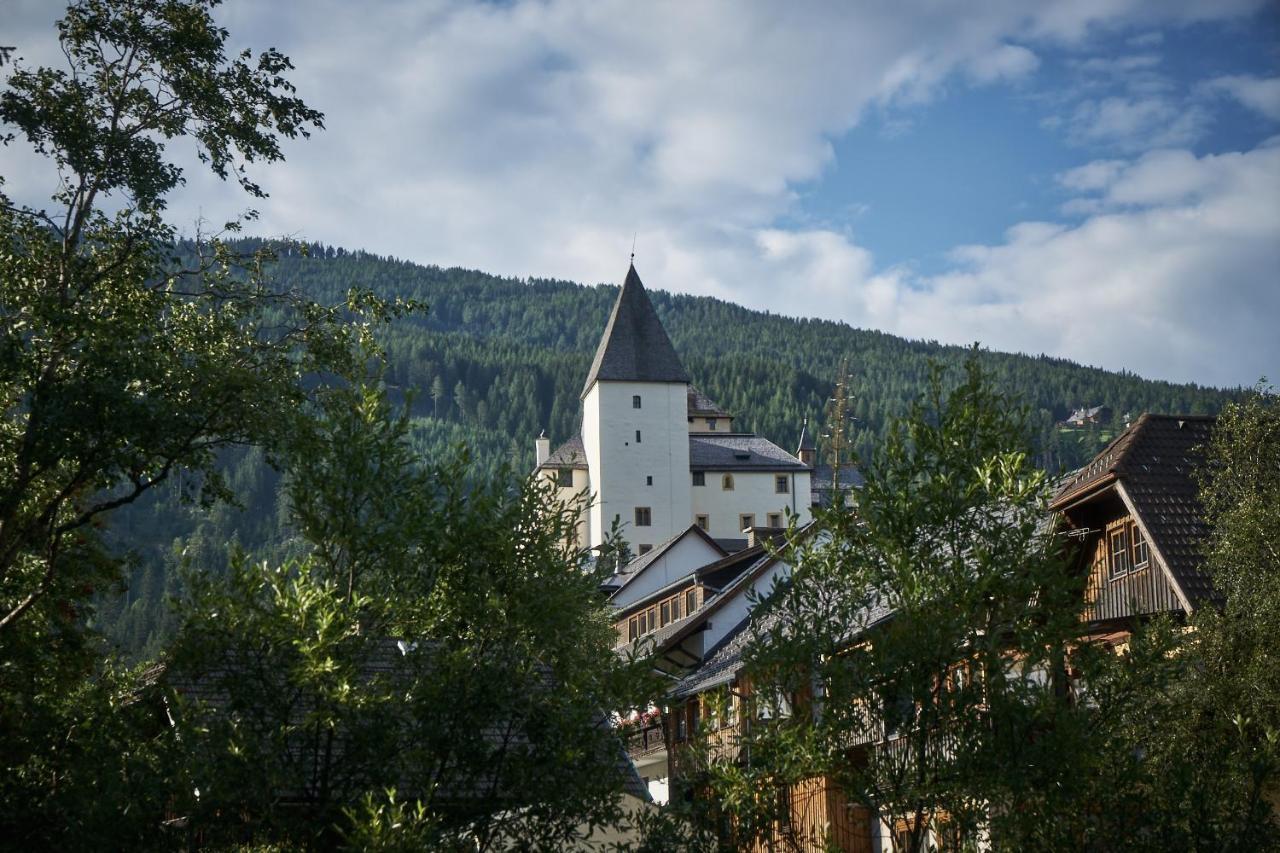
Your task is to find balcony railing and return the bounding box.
[624,721,666,759]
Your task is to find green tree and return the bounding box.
[724,353,1089,850]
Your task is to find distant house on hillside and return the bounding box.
[1062,405,1112,427]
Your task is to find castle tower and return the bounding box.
[581,265,692,551]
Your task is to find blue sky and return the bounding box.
[3,0,1278,387]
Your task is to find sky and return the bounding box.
[3,0,1279,388]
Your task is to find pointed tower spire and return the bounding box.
[796,416,816,467]
[581,264,690,398]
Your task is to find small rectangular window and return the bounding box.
[768,513,782,528]
[556,468,573,487]
[638,543,652,555]
[672,595,682,620]
[775,475,789,494]
[692,471,706,486]
[632,395,641,409]
[1132,523,1149,568]
[740,513,755,531]
[635,507,652,527]
[1110,528,1131,579]
[637,611,647,635]
[646,475,653,486]
[707,418,717,431]
[695,514,709,531]
[686,588,696,614]
[628,617,637,642]
[661,601,670,625]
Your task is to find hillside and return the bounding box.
[93,240,1238,654]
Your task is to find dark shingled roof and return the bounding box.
[541,435,588,469]
[581,265,690,397]
[687,386,731,417]
[1052,413,1217,606]
[690,435,808,471]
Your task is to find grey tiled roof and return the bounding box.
[810,464,864,506]
[690,435,808,471]
[671,614,754,698]
[687,386,731,417]
[541,435,588,469]
[582,265,690,396]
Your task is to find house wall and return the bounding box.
[539,466,592,548]
[691,470,812,541]
[584,380,692,551]
[688,415,734,432]
[610,535,723,610]
[1082,515,1183,623]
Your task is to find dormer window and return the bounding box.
[632,395,641,409]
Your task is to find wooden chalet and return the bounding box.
[651,413,1222,851]
[1051,413,1217,645]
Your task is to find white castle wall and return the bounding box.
[691,469,813,541]
[583,380,692,550]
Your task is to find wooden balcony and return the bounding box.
[625,721,667,760]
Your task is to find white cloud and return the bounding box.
[2,0,1274,388]
[1201,74,1280,122]
[874,143,1280,387]
[1065,95,1210,151]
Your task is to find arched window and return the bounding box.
[722,474,735,490]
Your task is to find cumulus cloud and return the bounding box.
[1,0,1274,387]
[874,143,1280,387]
[1201,74,1280,122]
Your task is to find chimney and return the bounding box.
[535,430,551,466]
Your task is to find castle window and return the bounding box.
[632,395,641,409]
[635,507,652,527]
[1132,523,1149,569]
[1109,527,1131,579]
[740,513,755,531]
[768,513,782,528]
[775,475,789,494]
[635,429,642,443]
[722,474,735,490]
[646,475,653,486]
[638,543,652,555]
[556,468,573,487]
[707,418,718,431]
[692,471,705,486]
[695,514,709,531]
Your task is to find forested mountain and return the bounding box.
[93,239,1238,654]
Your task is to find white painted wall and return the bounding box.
[690,469,813,541]
[685,556,793,659]
[584,380,692,550]
[609,530,723,610]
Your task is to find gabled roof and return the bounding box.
[687,386,731,418]
[1051,413,1217,607]
[604,524,726,600]
[540,434,588,469]
[690,435,809,471]
[582,265,690,397]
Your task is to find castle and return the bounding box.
[535,264,815,554]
